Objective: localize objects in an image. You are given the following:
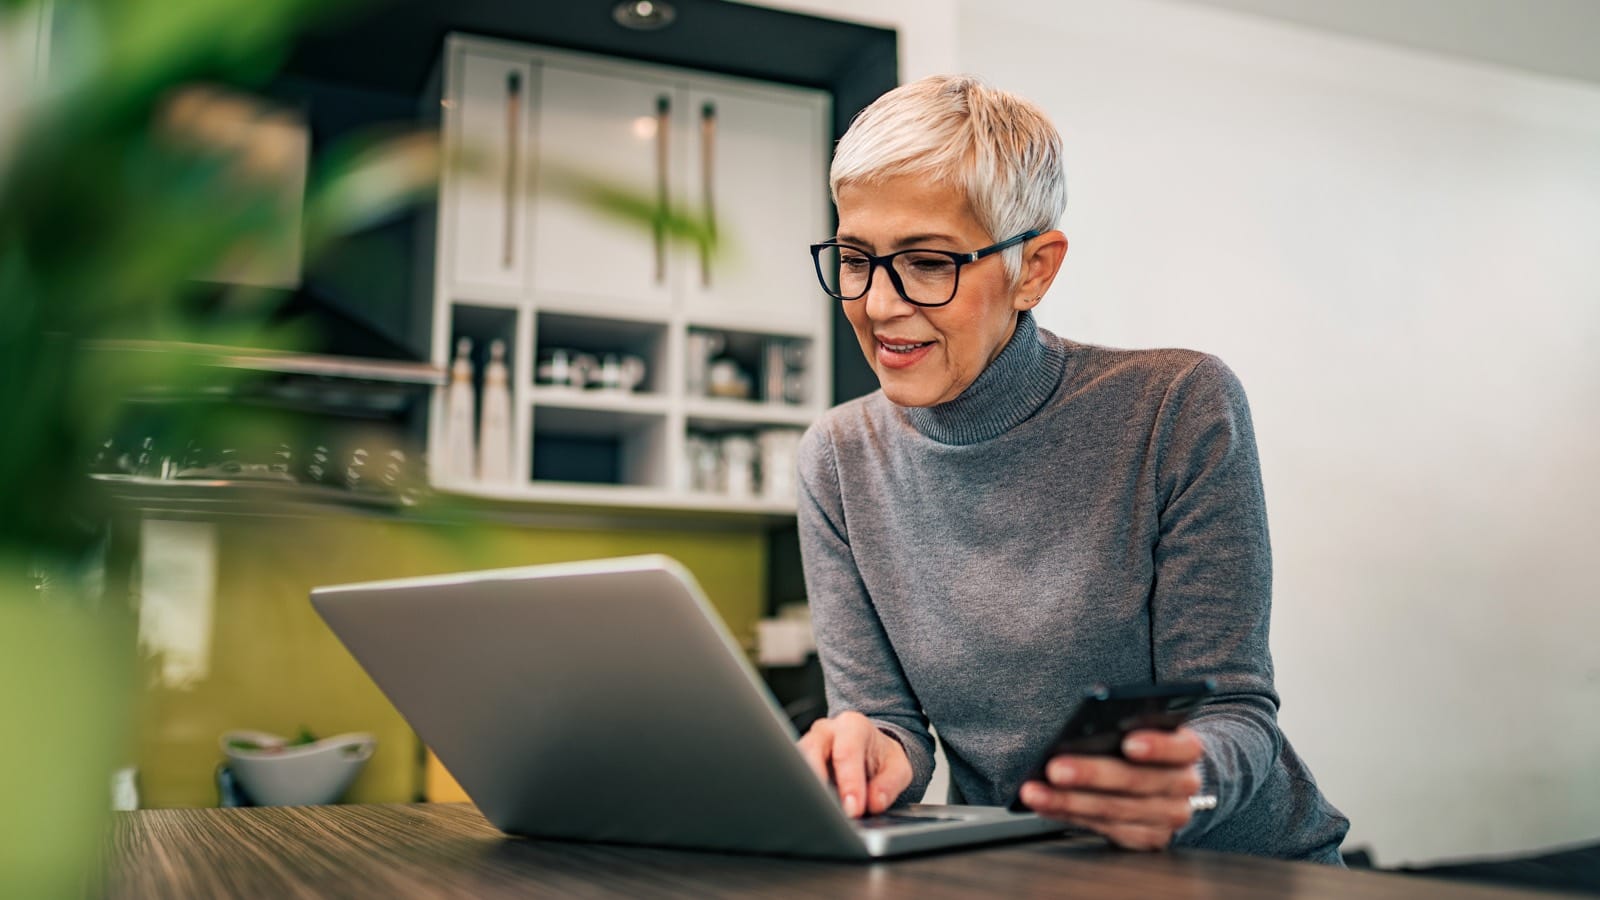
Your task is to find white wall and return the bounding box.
[752,0,1600,867]
[960,0,1600,866]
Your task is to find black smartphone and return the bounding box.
[1008,680,1215,811]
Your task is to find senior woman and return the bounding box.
[794,75,1349,864]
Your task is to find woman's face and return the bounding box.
[835,175,1038,408]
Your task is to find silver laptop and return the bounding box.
[311,554,1077,859]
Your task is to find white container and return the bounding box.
[684,435,721,493]
[477,339,513,483]
[721,434,756,498]
[685,331,724,397]
[444,337,478,481]
[757,428,802,501]
[756,617,815,666]
[221,730,376,807]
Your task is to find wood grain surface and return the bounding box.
[102,803,1579,900]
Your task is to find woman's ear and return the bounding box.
[1011,230,1068,311]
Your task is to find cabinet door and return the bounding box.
[683,84,828,334]
[531,64,682,310]
[447,51,534,294]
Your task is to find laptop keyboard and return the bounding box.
[855,812,966,829]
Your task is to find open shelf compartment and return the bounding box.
[531,405,669,488]
[684,325,816,409]
[533,310,669,395]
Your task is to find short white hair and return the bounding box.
[830,75,1067,283]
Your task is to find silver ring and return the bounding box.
[1188,794,1218,812]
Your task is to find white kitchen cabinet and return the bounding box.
[443,50,534,296]
[681,84,830,336]
[530,62,683,311]
[427,35,832,516]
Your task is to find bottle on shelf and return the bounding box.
[478,339,513,483]
[445,337,478,482]
[757,427,803,501]
[722,433,757,499]
[685,331,724,397]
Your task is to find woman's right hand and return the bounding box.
[796,711,913,818]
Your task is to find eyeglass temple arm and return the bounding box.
[965,229,1042,262]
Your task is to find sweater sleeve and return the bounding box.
[1146,356,1284,843]
[795,421,936,805]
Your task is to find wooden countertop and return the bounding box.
[102,803,1575,899]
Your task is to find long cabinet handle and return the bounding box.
[700,101,717,290]
[655,94,671,285]
[503,70,522,270]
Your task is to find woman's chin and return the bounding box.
[878,375,946,408]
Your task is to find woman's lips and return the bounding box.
[876,339,935,370]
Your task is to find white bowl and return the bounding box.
[221,730,376,806]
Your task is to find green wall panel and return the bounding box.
[131,509,767,808]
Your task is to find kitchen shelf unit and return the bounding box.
[425,35,832,513]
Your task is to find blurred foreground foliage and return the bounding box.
[1,0,723,891]
[1,2,722,892]
[0,0,440,569]
[1,0,719,572]
[1,2,392,894]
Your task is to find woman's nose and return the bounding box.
[863,263,913,320]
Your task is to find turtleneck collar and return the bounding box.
[902,310,1067,445]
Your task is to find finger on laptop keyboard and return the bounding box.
[830,714,872,818]
[797,719,835,787]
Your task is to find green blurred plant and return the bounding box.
[0,0,428,570]
[0,0,714,895]
[0,0,718,571]
[0,1,406,891]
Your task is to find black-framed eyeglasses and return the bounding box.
[808,230,1039,308]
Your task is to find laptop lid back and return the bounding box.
[312,555,866,858]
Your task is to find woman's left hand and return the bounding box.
[1017,727,1205,851]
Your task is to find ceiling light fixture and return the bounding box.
[613,0,677,32]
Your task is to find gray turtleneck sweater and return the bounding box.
[796,312,1349,863]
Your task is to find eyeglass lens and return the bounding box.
[815,246,959,306]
